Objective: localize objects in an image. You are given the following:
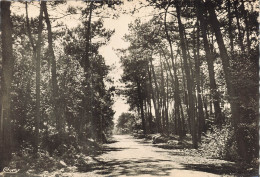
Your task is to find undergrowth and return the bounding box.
[3,133,102,174]
[199,124,238,160]
[199,124,258,169]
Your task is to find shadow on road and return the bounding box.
[77,136,258,176]
[79,157,178,176]
[78,141,180,176]
[182,163,258,176]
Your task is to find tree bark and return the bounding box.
[80,1,94,140]
[163,6,184,138]
[149,58,162,133]
[147,65,161,133]
[241,0,250,53]
[0,1,14,168]
[196,0,223,126]
[137,81,146,135]
[35,3,44,153]
[159,54,168,135]
[42,2,62,134]
[234,0,245,53]
[206,0,247,161]
[175,1,198,148]
[206,0,239,125]
[227,0,234,55]
[147,97,153,134]
[165,72,169,136]
[193,26,205,142]
[25,2,44,153]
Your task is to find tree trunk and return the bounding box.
[227,0,234,54]
[241,0,250,53]
[196,0,223,126]
[206,0,239,125]
[193,26,205,142]
[180,102,186,136]
[0,1,14,169]
[234,0,245,53]
[145,79,153,134]
[147,65,160,133]
[26,1,44,153]
[165,72,169,136]
[144,96,148,127]
[159,54,167,134]
[163,7,184,138]
[175,1,198,148]
[137,81,146,135]
[85,1,93,70]
[180,54,188,111]
[42,2,62,134]
[149,58,162,133]
[35,3,44,153]
[206,0,247,161]
[160,50,179,136]
[81,1,94,140]
[147,97,153,134]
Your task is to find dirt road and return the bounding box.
[76,135,238,177]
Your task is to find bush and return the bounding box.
[7,136,102,173]
[200,125,238,160]
[5,130,103,174]
[235,123,258,164]
[41,132,79,157]
[8,150,59,173]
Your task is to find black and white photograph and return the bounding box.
[0,0,258,176]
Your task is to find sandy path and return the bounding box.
[75,135,234,177]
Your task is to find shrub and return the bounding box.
[8,149,59,173]
[200,124,239,160]
[41,132,79,156]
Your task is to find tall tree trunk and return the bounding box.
[165,72,169,136]
[159,54,165,134]
[85,1,93,70]
[137,81,146,135]
[206,0,247,161]
[175,1,198,148]
[160,50,180,136]
[180,53,188,111]
[35,3,44,153]
[160,55,169,135]
[81,1,94,140]
[180,55,191,134]
[0,1,14,169]
[26,2,44,153]
[145,79,153,133]
[227,0,234,55]
[147,97,153,134]
[234,0,245,53]
[26,1,44,153]
[193,26,205,142]
[241,0,250,53]
[196,0,223,126]
[201,78,209,132]
[42,2,62,134]
[180,102,186,136]
[149,58,162,133]
[144,97,148,126]
[147,65,160,133]
[206,0,239,125]
[163,7,184,138]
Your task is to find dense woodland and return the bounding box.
[118,0,258,166]
[0,0,258,174]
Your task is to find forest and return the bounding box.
[0,0,258,176]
